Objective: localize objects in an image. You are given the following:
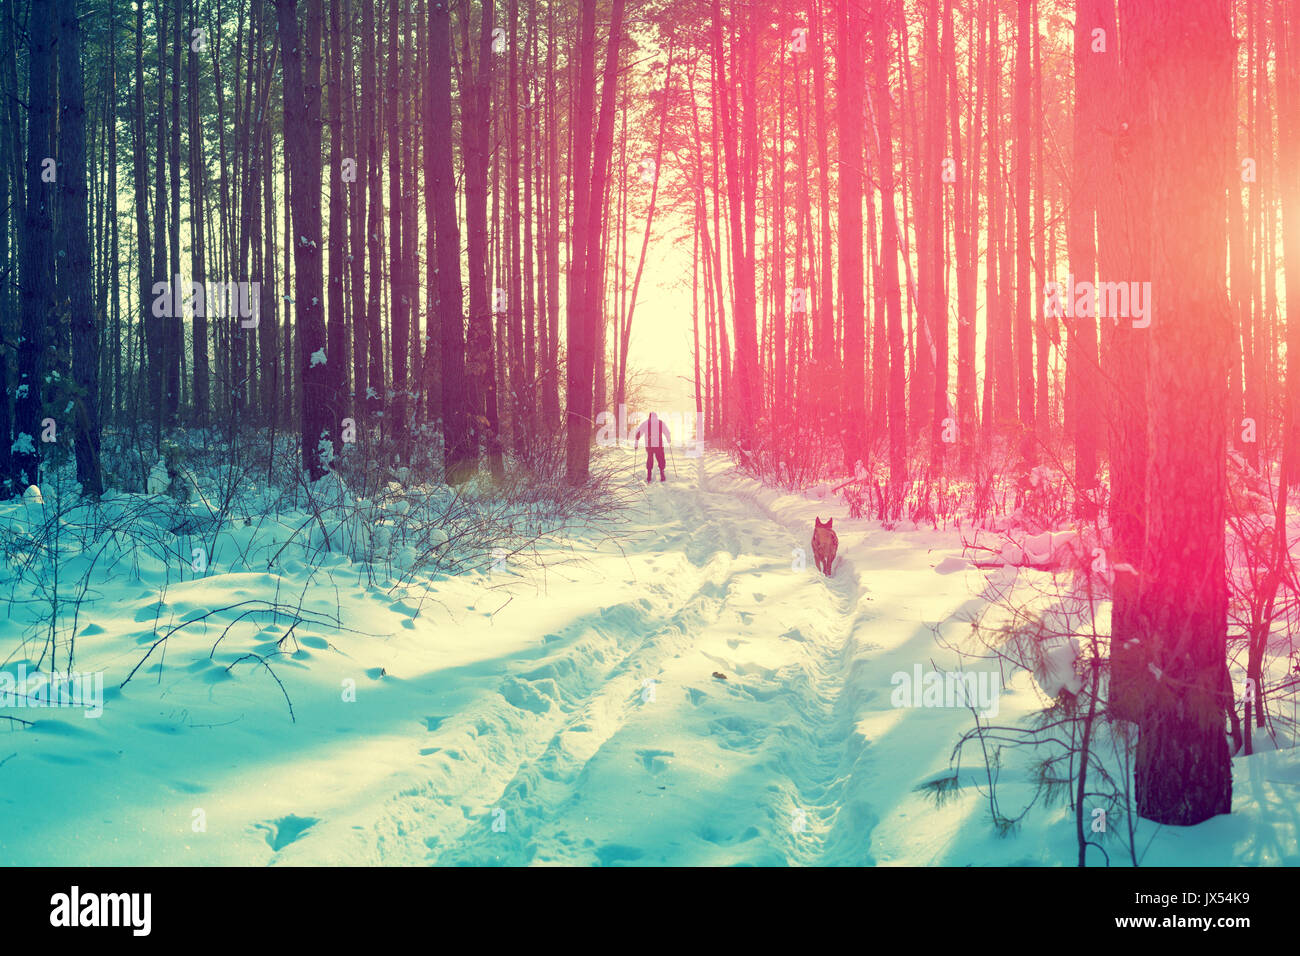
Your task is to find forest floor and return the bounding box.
[1,451,1298,865]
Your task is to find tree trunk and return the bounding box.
[167,0,183,425]
[386,0,407,443]
[344,0,365,420]
[1280,0,1300,486]
[1013,0,1034,436]
[326,0,347,446]
[837,0,866,467]
[565,0,626,485]
[1125,0,1234,826]
[58,0,103,497]
[711,0,759,447]
[431,0,470,483]
[274,0,332,479]
[189,0,210,427]
[1069,0,1102,496]
[465,0,500,478]
[364,0,383,420]
[1099,0,1148,722]
[873,0,906,500]
[925,0,947,471]
[13,0,54,491]
[541,0,561,431]
[948,0,976,471]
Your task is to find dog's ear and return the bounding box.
[826,519,833,529]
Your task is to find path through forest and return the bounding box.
[353,453,1017,866]
[4,453,1295,866]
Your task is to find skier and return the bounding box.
[633,412,672,483]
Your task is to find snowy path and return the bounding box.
[4,452,1299,866]
[345,453,1000,866]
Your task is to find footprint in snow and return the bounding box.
[255,814,319,852]
[595,844,644,866]
[635,748,675,773]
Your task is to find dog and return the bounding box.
[811,517,838,576]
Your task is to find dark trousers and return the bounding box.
[645,445,666,479]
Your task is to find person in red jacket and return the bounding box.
[633,412,671,483]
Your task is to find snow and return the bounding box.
[932,555,968,575]
[0,451,1296,866]
[10,432,35,456]
[147,459,171,495]
[1032,637,1084,699]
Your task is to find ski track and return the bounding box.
[0,453,995,867]
[358,455,971,866]
[8,453,1298,866]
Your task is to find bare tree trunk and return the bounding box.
[364,0,383,420]
[810,0,834,408]
[385,0,407,444]
[925,0,947,470]
[948,0,976,471]
[403,5,421,427]
[1069,0,1102,496]
[873,0,906,497]
[565,0,626,484]
[1032,0,1048,440]
[1013,0,1033,437]
[773,31,788,427]
[431,0,469,482]
[711,0,759,446]
[274,0,332,478]
[344,0,365,420]
[109,0,122,432]
[1099,0,1149,723]
[519,0,537,454]
[13,0,54,491]
[326,0,347,445]
[467,0,502,478]
[167,0,183,424]
[541,0,561,431]
[1125,0,1234,826]
[1280,0,1300,486]
[505,0,524,456]
[151,0,168,440]
[0,0,21,494]
[837,0,866,466]
[981,0,998,447]
[58,0,103,496]
[261,93,280,423]
[189,0,210,427]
